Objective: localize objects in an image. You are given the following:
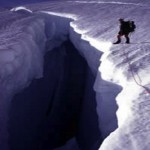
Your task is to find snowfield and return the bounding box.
[0,0,150,150]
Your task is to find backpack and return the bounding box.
[128,21,136,32]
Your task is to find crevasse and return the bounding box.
[0,8,119,150]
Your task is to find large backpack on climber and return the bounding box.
[128,20,136,32]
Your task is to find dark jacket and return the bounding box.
[119,21,130,35]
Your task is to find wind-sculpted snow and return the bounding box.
[68,0,147,7]
[10,6,33,13]
[0,1,150,150]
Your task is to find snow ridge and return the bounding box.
[68,1,146,7]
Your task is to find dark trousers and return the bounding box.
[117,33,130,43]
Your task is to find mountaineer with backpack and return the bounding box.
[113,18,136,44]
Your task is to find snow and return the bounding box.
[10,6,33,13]
[0,0,150,150]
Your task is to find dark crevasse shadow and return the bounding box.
[8,40,101,150]
[76,66,102,150]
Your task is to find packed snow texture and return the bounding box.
[0,0,150,150]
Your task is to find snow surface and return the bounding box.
[0,0,150,150]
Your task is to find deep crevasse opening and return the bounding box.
[0,9,121,150]
[8,12,102,150]
[9,39,101,150]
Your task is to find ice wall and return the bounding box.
[0,11,46,150]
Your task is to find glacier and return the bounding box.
[0,0,150,150]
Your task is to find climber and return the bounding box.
[113,18,136,44]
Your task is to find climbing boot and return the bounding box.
[113,41,121,44]
[126,37,130,44]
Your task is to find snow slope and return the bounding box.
[0,0,150,150]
